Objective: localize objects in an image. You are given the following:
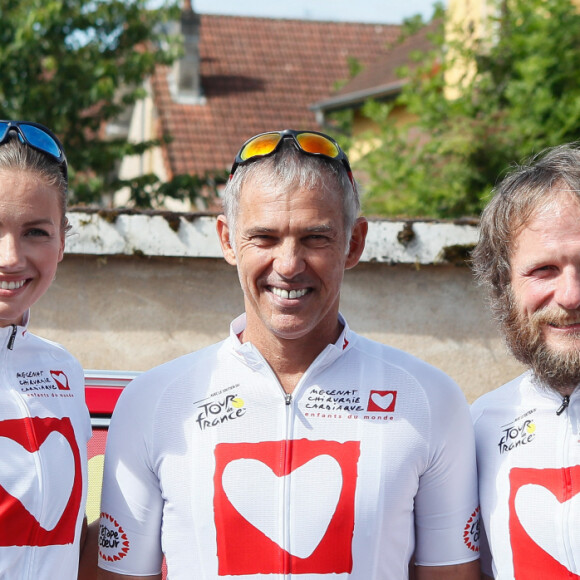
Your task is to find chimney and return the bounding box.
[175,0,203,102]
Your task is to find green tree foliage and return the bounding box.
[117,170,227,209]
[356,0,580,218]
[0,0,217,207]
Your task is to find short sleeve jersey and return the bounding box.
[99,315,479,579]
[471,372,580,579]
[0,315,91,579]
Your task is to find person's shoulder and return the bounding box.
[25,330,76,359]
[24,331,84,373]
[350,332,453,379]
[470,371,529,423]
[119,338,227,401]
[348,332,462,395]
[472,371,528,407]
[108,339,228,429]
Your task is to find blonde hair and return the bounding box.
[0,133,69,232]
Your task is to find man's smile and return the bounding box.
[268,286,310,300]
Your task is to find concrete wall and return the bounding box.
[30,211,524,404]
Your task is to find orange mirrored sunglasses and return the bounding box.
[230,129,356,192]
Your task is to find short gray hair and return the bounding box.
[222,140,360,250]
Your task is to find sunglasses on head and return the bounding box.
[0,120,68,183]
[230,129,356,192]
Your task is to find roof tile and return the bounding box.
[151,14,400,177]
[333,19,440,101]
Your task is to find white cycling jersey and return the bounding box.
[0,312,91,579]
[99,314,479,579]
[471,371,580,579]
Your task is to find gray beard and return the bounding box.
[501,293,580,394]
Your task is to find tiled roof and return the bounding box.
[312,19,440,111]
[150,14,400,177]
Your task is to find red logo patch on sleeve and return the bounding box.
[98,512,130,562]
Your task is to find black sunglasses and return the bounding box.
[0,120,68,183]
[230,129,356,192]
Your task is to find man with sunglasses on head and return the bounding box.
[97,130,480,580]
[471,144,580,579]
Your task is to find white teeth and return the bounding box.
[0,280,25,290]
[271,287,308,299]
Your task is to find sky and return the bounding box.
[189,0,445,24]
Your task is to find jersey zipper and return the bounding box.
[282,390,293,578]
[7,324,17,350]
[558,395,575,573]
[556,395,570,416]
[261,366,294,578]
[259,354,311,578]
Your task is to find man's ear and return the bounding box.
[216,215,237,265]
[345,217,368,270]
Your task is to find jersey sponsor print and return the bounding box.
[99,512,130,563]
[367,390,397,413]
[50,369,71,390]
[214,439,360,575]
[463,507,480,553]
[509,465,580,579]
[0,416,83,546]
[99,438,361,575]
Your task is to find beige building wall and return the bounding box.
[29,212,523,404]
[444,0,496,98]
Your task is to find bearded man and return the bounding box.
[471,143,580,580]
